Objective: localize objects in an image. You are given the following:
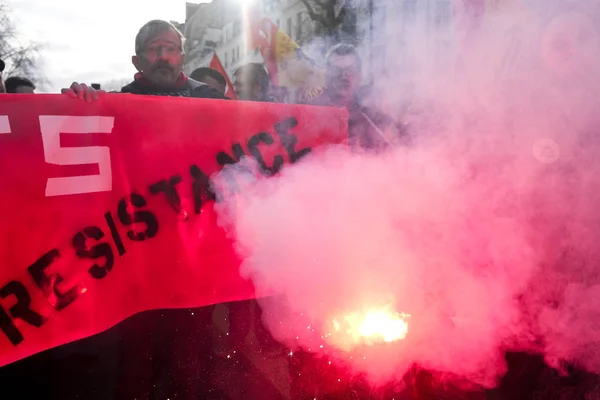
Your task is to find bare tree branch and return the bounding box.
[300,0,356,41]
[300,0,327,27]
[100,78,131,92]
[0,0,45,85]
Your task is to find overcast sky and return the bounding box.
[9,0,208,92]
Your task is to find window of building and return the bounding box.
[435,39,452,68]
[403,0,417,18]
[276,18,280,28]
[373,4,386,30]
[225,52,228,68]
[287,17,292,38]
[372,44,387,76]
[233,19,241,37]
[236,46,240,61]
[296,12,302,39]
[435,1,451,28]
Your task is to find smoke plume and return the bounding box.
[214,0,600,390]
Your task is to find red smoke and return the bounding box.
[214,0,600,391]
[214,143,534,387]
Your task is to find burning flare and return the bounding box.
[327,304,411,351]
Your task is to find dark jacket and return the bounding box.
[120,72,228,99]
[309,90,408,151]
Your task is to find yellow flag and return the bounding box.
[251,16,324,91]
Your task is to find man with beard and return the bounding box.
[62,20,226,100]
[62,20,225,400]
[309,44,406,150]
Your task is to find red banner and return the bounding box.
[0,94,347,367]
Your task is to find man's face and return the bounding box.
[133,29,184,88]
[234,72,258,101]
[199,76,226,94]
[541,11,600,80]
[14,85,34,94]
[325,54,361,101]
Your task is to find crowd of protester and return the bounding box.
[0,59,35,94]
[0,18,409,400]
[1,17,598,400]
[1,18,404,148]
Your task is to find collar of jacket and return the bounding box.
[133,71,189,89]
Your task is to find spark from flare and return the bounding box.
[327,305,411,351]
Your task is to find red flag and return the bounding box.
[210,52,238,100]
[243,12,324,90]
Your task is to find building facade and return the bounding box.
[181,0,312,78]
[181,0,454,95]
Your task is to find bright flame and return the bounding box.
[356,310,409,342]
[327,305,410,351]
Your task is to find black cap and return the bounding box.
[0,59,4,72]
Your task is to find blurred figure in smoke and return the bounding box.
[310,44,407,150]
[5,77,35,93]
[190,67,227,95]
[312,44,362,108]
[234,63,271,101]
[540,9,600,81]
[538,7,600,134]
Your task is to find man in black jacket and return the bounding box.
[61,19,225,400]
[309,44,406,151]
[62,20,226,101]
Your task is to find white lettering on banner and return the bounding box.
[0,116,11,134]
[40,116,114,197]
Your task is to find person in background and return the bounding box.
[309,44,407,150]
[310,44,362,109]
[62,20,225,100]
[190,67,227,95]
[0,59,6,93]
[62,19,225,400]
[226,61,288,400]
[233,63,271,101]
[5,77,35,93]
